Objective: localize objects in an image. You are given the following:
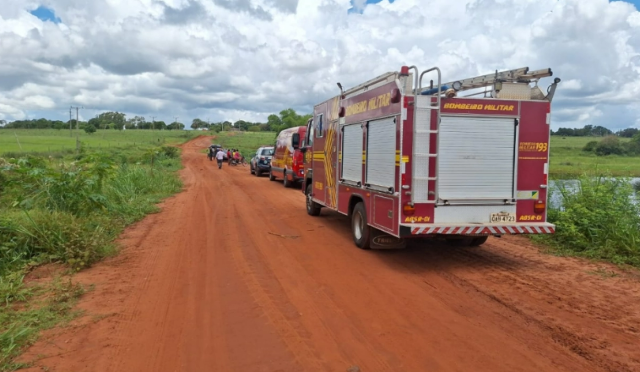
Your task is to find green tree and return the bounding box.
[167,121,185,130]
[192,118,207,129]
[84,125,97,134]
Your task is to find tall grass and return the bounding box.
[0,144,184,369]
[536,175,640,267]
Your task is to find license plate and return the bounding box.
[490,212,516,223]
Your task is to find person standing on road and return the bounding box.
[216,148,225,169]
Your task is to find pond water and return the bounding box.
[547,178,640,209]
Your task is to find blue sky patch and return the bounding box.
[612,0,639,9]
[348,0,396,14]
[30,6,62,23]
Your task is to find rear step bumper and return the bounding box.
[404,223,555,236]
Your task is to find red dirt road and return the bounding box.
[21,137,640,372]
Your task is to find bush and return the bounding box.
[582,140,598,152]
[623,140,640,156]
[2,156,112,217]
[84,126,96,134]
[160,146,179,158]
[594,136,624,156]
[538,175,640,267]
[0,210,111,272]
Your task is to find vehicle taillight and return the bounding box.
[402,203,415,216]
[534,200,545,214]
[293,152,303,170]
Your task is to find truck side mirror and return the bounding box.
[292,133,300,149]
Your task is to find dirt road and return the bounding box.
[21,137,640,372]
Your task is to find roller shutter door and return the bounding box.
[342,124,363,183]
[438,116,516,200]
[366,117,397,189]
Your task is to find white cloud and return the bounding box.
[0,0,638,130]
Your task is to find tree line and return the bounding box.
[0,108,311,134]
[553,125,638,138]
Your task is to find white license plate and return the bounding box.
[490,213,516,223]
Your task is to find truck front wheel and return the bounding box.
[351,202,371,250]
[306,184,321,216]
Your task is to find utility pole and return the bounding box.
[75,106,82,131]
[69,107,73,137]
[174,116,179,130]
[151,116,155,131]
[70,106,82,153]
[70,106,82,132]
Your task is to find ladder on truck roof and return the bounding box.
[420,67,555,97]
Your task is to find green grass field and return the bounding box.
[3,131,638,178]
[213,131,276,158]
[0,129,196,156]
[549,136,640,178]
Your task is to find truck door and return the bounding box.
[303,118,313,191]
[312,104,327,206]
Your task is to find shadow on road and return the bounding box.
[319,210,530,274]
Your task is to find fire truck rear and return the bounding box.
[300,65,561,249]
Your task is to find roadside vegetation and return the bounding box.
[534,175,640,268]
[0,130,194,370]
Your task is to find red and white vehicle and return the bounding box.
[270,126,307,187]
[299,66,561,249]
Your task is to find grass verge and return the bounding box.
[0,138,189,370]
[533,174,640,267]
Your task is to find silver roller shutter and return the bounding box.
[366,117,397,189]
[438,116,516,200]
[342,124,363,183]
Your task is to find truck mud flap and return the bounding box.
[370,229,406,249]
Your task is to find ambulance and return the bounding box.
[270,126,307,188]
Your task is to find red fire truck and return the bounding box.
[299,66,561,249]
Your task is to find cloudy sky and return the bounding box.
[0,0,639,130]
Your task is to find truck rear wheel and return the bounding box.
[446,237,473,247]
[470,236,488,246]
[269,171,276,181]
[283,171,291,188]
[306,184,321,216]
[351,202,371,250]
